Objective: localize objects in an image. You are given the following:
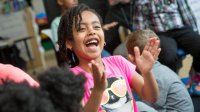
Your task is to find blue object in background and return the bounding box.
[181,77,190,85]
[13,0,19,12]
[189,82,200,96]
[35,12,47,19]
[101,49,111,57]
[178,48,186,58]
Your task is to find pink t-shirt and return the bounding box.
[0,63,39,87]
[70,55,138,112]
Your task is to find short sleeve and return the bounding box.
[105,55,136,84]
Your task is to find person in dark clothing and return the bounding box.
[105,0,200,75]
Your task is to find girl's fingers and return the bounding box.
[144,38,160,58]
[153,48,161,60]
[90,60,100,80]
[147,40,154,53]
[90,60,105,81]
[102,73,107,87]
[134,46,140,59]
[150,39,160,56]
[143,38,151,52]
[90,60,107,90]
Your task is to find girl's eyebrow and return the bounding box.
[80,21,101,25]
[92,21,101,24]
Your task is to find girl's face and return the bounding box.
[69,11,105,61]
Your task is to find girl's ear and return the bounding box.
[66,41,72,50]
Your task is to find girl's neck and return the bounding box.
[78,57,104,74]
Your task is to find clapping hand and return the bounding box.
[89,60,107,92]
[128,38,161,75]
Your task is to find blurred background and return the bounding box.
[0,0,199,111]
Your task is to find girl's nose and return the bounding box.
[88,32,96,36]
[87,27,96,36]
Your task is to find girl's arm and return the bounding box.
[131,70,159,103]
[129,38,161,103]
[82,60,107,112]
[83,88,104,112]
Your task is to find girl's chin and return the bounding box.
[88,53,102,59]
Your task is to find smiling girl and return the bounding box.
[58,4,161,112]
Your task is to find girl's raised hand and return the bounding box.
[132,38,161,75]
[89,60,107,92]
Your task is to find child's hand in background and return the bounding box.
[103,22,118,31]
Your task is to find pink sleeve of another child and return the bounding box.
[0,63,39,87]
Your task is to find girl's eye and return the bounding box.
[94,26,101,29]
[78,27,86,32]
